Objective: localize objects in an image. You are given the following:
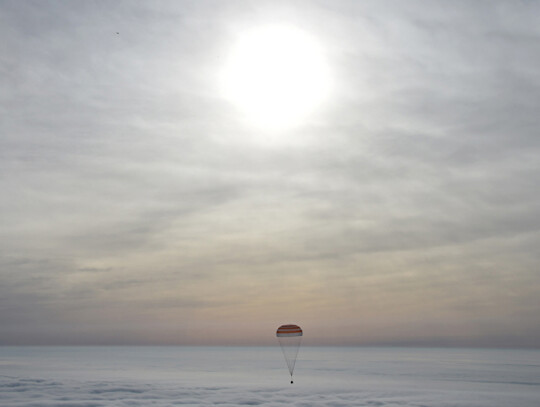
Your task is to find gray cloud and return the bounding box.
[1,0,539,346]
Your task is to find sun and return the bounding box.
[221,25,330,130]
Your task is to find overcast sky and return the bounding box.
[1,0,539,347]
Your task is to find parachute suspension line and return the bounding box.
[276,324,303,384]
[278,335,302,376]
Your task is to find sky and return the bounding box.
[1,0,539,347]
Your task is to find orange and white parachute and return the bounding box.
[276,324,303,383]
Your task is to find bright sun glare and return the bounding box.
[221,25,330,130]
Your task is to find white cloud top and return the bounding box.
[1,347,539,406]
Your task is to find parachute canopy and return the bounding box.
[276,324,303,337]
[276,324,303,383]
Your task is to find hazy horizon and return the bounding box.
[1,1,539,348]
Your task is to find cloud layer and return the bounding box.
[1,347,539,407]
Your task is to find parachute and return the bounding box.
[276,324,303,383]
